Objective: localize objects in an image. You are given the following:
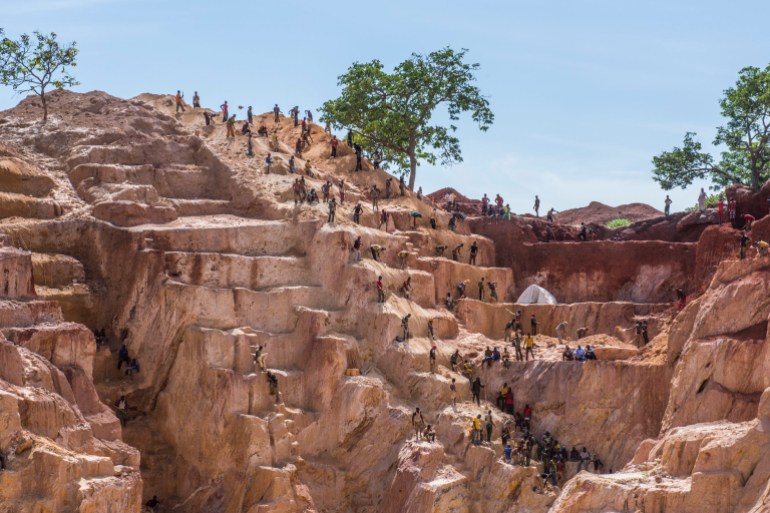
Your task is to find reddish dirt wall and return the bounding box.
[472,220,697,303]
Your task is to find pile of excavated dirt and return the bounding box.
[555,200,663,226]
[427,186,482,215]
[0,89,767,513]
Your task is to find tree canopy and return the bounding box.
[320,47,494,190]
[652,65,770,192]
[0,30,79,122]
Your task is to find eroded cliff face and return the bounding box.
[0,245,141,512]
[0,89,765,513]
[547,254,770,513]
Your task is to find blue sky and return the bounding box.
[1,0,767,212]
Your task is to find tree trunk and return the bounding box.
[407,135,417,190]
[40,90,48,123]
[750,154,759,191]
[408,154,417,191]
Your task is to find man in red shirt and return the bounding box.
[330,136,339,158]
[376,275,385,303]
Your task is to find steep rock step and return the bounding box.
[0,299,63,327]
[164,252,315,290]
[185,322,349,414]
[172,326,315,418]
[413,257,515,304]
[1,321,96,379]
[167,198,233,217]
[264,368,314,412]
[31,253,86,288]
[187,325,262,375]
[188,321,353,381]
[351,262,437,309]
[455,300,671,342]
[0,156,55,197]
[135,215,318,256]
[34,285,96,327]
[402,230,498,267]
[163,281,329,333]
[67,138,203,171]
[316,293,459,346]
[0,192,61,220]
[242,306,338,370]
[122,418,180,502]
[237,408,318,467]
[70,162,229,201]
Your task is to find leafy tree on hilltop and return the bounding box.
[0,30,79,122]
[320,47,494,190]
[653,65,770,192]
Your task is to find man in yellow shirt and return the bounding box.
[471,415,482,445]
[497,383,510,410]
[524,333,535,361]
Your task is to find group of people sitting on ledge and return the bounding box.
[466,393,605,487]
[561,345,597,361]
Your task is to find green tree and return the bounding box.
[320,47,494,190]
[0,31,78,122]
[652,65,770,192]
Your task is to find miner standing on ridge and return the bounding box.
[330,135,339,158]
[327,197,337,224]
[471,377,484,406]
[469,241,478,265]
[221,100,229,122]
[740,230,751,260]
[429,344,437,373]
[353,203,363,224]
[698,188,707,212]
[530,314,538,335]
[175,90,185,112]
[371,184,380,212]
[226,115,236,138]
[351,235,362,262]
[412,407,425,439]
[354,142,363,171]
[401,313,411,340]
[451,243,463,262]
[524,333,535,360]
[472,415,482,445]
[376,275,385,302]
[555,321,568,344]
